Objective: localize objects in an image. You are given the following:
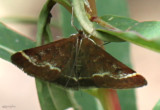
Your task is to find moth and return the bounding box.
[11,31,147,89]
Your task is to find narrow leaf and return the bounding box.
[0,22,79,110]
[97,15,160,52]
[153,99,160,110]
[0,23,35,61]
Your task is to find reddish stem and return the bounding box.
[97,89,121,110]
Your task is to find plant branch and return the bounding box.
[36,0,56,46]
[84,0,97,17]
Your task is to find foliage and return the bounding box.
[0,0,160,110]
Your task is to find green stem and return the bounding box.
[44,23,53,43]
[36,0,56,46]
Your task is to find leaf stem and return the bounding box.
[90,17,121,31]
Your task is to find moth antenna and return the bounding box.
[71,6,79,32]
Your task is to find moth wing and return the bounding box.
[78,38,147,89]
[11,36,77,82]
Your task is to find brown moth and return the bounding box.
[11,31,147,89]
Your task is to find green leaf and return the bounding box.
[74,90,102,110]
[72,0,123,42]
[36,79,79,110]
[100,15,138,31]
[97,15,160,52]
[0,23,35,61]
[36,80,57,110]
[0,22,79,110]
[153,99,160,110]
[96,0,129,16]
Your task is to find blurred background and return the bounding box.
[0,0,160,110]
